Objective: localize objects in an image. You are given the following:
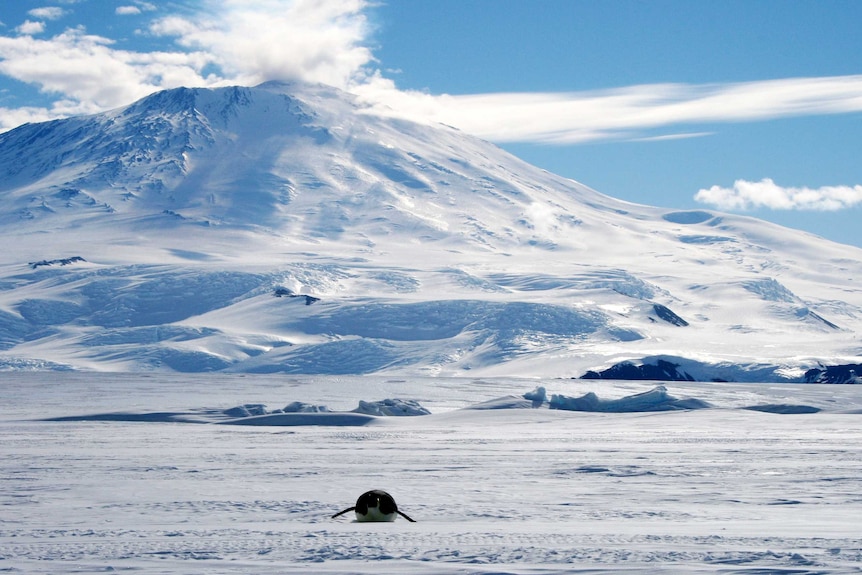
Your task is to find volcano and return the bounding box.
[0,81,860,380]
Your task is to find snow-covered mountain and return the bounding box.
[1,81,860,380]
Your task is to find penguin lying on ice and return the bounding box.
[331,489,416,522]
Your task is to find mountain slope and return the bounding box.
[1,81,860,379]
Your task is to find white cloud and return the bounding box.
[629,132,714,142]
[694,178,862,211]
[0,104,66,128]
[116,6,142,16]
[117,2,156,15]
[0,0,374,131]
[148,0,374,89]
[2,0,862,147]
[353,75,862,144]
[0,26,215,120]
[28,7,67,20]
[16,20,46,35]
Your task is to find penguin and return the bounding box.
[331,489,416,522]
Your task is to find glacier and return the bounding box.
[0,81,860,380]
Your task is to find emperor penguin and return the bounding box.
[331,489,416,522]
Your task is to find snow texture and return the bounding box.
[2,373,862,574]
[0,81,860,379]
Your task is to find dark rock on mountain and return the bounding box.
[581,359,695,381]
[803,364,862,384]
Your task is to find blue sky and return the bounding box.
[1,1,861,247]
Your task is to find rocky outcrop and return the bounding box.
[803,364,862,384]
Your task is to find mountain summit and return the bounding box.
[0,81,630,254]
[1,82,860,379]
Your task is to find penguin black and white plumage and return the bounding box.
[331,489,416,522]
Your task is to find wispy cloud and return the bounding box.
[354,75,862,144]
[695,178,862,211]
[117,2,159,15]
[28,7,68,20]
[116,6,143,16]
[629,132,714,143]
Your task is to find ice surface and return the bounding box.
[2,373,862,574]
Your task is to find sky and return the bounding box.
[0,1,861,248]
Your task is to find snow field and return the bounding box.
[2,258,860,378]
[2,373,861,573]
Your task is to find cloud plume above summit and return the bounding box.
[148,0,374,89]
[0,0,375,128]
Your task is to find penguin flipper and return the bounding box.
[397,510,417,523]
[331,506,356,519]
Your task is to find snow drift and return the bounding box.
[42,384,857,426]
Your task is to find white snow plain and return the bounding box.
[2,372,861,574]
